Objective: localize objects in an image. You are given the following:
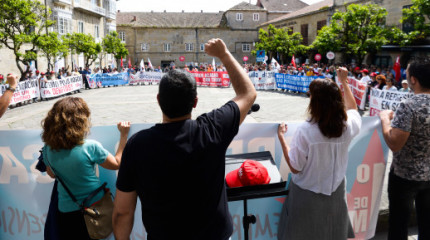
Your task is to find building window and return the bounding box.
[242,44,251,52]
[164,43,171,52]
[236,13,243,21]
[119,31,125,42]
[253,13,260,21]
[286,27,293,35]
[200,43,205,51]
[317,20,327,32]
[185,43,194,51]
[141,43,149,51]
[94,25,99,39]
[301,24,309,45]
[402,5,414,33]
[78,21,84,33]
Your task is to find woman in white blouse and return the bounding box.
[277,67,361,240]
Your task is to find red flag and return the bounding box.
[393,56,401,82]
[128,58,132,68]
[120,56,123,68]
[291,55,297,68]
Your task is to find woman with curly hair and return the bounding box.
[41,97,130,240]
[277,67,361,240]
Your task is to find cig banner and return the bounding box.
[0,119,388,240]
[0,79,39,105]
[275,74,322,93]
[40,76,83,99]
[86,72,129,88]
[189,71,230,87]
[368,88,413,116]
[248,71,277,90]
[129,72,164,85]
[337,77,368,110]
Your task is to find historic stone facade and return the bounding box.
[0,0,117,76]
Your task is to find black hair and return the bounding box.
[158,70,197,119]
[408,58,430,90]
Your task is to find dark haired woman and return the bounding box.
[277,67,361,240]
[41,97,130,239]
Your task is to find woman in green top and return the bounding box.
[42,97,130,239]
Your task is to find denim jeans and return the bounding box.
[388,171,430,240]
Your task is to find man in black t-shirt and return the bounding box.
[113,39,257,240]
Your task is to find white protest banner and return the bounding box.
[0,79,39,105]
[249,71,277,90]
[368,88,413,116]
[129,71,164,85]
[40,75,83,99]
[336,77,367,110]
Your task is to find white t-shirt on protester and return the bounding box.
[288,110,362,195]
[360,75,370,84]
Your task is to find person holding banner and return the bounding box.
[0,74,18,118]
[277,67,361,240]
[41,97,131,240]
[113,38,256,240]
[379,59,430,240]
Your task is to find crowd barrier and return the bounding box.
[0,118,389,240]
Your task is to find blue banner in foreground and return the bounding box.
[0,118,388,239]
[275,74,323,93]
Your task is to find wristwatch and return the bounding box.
[6,86,16,92]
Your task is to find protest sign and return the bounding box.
[336,77,368,110]
[189,71,230,87]
[86,72,129,88]
[275,74,321,93]
[368,88,413,116]
[40,75,83,99]
[129,72,164,85]
[248,71,277,90]
[0,118,388,240]
[0,79,39,105]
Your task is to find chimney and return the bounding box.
[117,10,120,13]
[132,16,137,21]
[151,10,153,13]
[201,10,203,13]
[182,10,184,13]
[164,10,166,13]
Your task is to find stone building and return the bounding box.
[258,0,429,66]
[257,0,309,21]
[0,0,117,76]
[116,1,308,68]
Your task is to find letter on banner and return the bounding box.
[0,147,28,184]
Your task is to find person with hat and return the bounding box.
[0,74,18,118]
[360,69,371,84]
[399,80,411,92]
[277,67,361,240]
[112,38,257,240]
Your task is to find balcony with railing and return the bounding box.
[53,0,72,5]
[73,0,105,16]
[106,10,116,20]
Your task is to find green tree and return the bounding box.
[36,32,68,71]
[401,0,430,42]
[311,4,389,65]
[67,33,102,68]
[253,24,307,64]
[0,0,54,79]
[102,31,128,68]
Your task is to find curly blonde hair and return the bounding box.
[41,97,91,150]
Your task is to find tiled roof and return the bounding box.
[117,12,225,28]
[256,0,309,12]
[260,0,333,26]
[228,1,266,11]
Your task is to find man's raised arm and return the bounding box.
[205,38,256,124]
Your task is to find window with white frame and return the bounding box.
[236,13,243,21]
[185,43,194,51]
[58,17,71,35]
[141,43,149,51]
[253,13,260,21]
[200,43,205,51]
[242,44,251,52]
[164,43,171,52]
[78,21,84,33]
[94,25,99,39]
[119,31,126,42]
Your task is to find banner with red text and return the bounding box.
[368,88,413,116]
[336,77,367,110]
[40,75,83,99]
[249,71,277,90]
[189,71,230,87]
[0,79,39,105]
